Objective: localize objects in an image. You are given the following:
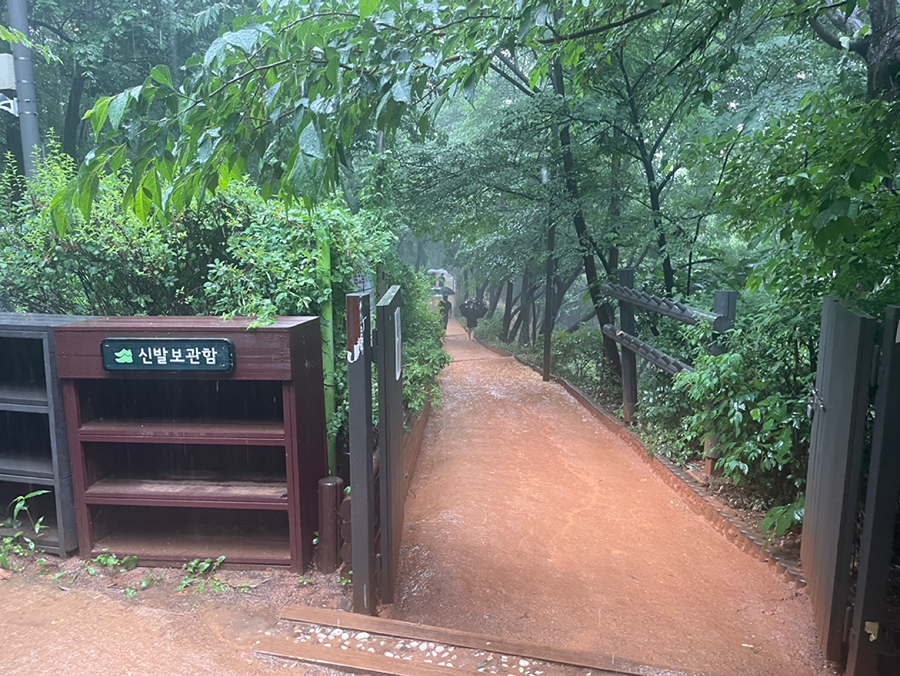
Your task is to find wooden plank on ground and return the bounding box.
[280,605,705,676]
[255,637,455,676]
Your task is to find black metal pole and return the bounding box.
[7,0,39,178]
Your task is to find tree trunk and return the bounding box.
[550,60,622,376]
[488,284,503,318]
[63,70,85,160]
[515,271,533,347]
[477,280,489,302]
[500,281,514,341]
[648,183,675,295]
[866,1,900,101]
[414,239,427,272]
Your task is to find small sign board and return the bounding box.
[101,338,235,372]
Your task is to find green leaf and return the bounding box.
[391,80,411,104]
[204,37,227,69]
[299,123,324,159]
[133,186,153,223]
[109,145,127,174]
[150,65,174,89]
[107,94,128,131]
[223,28,259,54]
[89,97,112,140]
[289,153,323,202]
[359,0,377,20]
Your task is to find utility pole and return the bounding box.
[7,0,39,178]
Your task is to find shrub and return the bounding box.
[0,148,447,431]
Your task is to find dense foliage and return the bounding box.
[0,147,446,435]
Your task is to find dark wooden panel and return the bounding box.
[287,317,327,572]
[93,531,291,566]
[377,286,403,603]
[0,315,85,555]
[0,454,54,480]
[847,306,900,676]
[0,382,48,408]
[84,476,289,508]
[801,297,875,661]
[347,293,376,614]
[77,419,286,444]
[54,316,315,381]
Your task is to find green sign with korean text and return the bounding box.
[101,338,235,372]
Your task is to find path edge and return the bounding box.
[476,338,807,589]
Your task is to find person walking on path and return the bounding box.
[458,297,487,340]
[438,295,452,330]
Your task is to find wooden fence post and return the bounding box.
[619,268,638,423]
[704,290,738,474]
[346,292,377,615]
[317,476,344,574]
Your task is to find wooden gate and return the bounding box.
[801,297,875,662]
[346,286,405,613]
[846,306,900,676]
[376,285,404,604]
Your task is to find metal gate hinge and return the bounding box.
[807,388,826,418]
[865,621,879,642]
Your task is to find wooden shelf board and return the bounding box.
[0,454,54,481]
[78,419,285,444]
[0,382,48,410]
[85,476,289,509]
[92,531,292,566]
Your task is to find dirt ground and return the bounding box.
[392,318,837,676]
[0,557,351,675]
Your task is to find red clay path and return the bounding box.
[392,318,835,676]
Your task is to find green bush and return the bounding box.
[380,252,451,415]
[550,328,620,403]
[0,148,447,429]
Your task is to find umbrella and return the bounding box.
[430,286,455,297]
[427,268,450,277]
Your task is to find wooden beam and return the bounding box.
[255,637,453,676]
[279,605,709,676]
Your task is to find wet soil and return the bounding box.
[393,319,837,676]
[0,556,350,675]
